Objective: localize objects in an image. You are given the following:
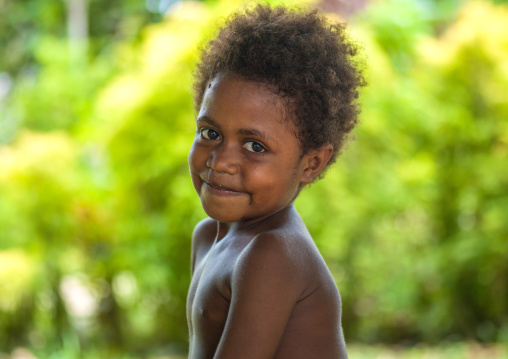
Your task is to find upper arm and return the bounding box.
[213,233,309,359]
[190,217,216,275]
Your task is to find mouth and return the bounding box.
[202,180,243,196]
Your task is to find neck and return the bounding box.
[214,203,297,241]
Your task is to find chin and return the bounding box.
[201,203,243,223]
[204,212,242,224]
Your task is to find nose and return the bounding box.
[206,143,239,175]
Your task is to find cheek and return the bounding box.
[249,164,300,200]
[188,143,204,191]
[188,142,205,170]
[188,142,197,170]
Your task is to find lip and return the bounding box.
[203,181,244,197]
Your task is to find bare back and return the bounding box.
[186,206,348,359]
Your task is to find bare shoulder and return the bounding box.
[192,217,217,241]
[211,211,347,359]
[190,217,217,274]
[242,228,311,263]
[233,227,317,297]
[212,230,312,357]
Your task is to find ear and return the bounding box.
[300,144,333,184]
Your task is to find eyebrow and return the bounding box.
[238,128,270,141]
[196,116,277,144]
[196,116,220,128]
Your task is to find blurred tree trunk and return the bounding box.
[97,275,123,348]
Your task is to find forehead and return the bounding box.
[199,73,297,133]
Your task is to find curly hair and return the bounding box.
[193,5,365,169]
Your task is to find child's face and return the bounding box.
[188,73,310,224]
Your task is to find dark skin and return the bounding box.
[187,73,348,359]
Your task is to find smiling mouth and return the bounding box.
[206,181,236,191]
[203,181,243,196]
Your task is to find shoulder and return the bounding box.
[241,230,305,263]
[232,230,313,296]
[239,207,314,264]
[192,217,217,241]
[190,217,216,273]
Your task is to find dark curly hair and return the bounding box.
[193,4,365,170]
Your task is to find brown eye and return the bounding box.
[243,141,266,153]
[201,128,220,140]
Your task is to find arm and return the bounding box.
[213,232,309,359]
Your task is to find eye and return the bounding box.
[243,141,266,153]
[200,128,220,140]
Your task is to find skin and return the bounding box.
[187,73,347,359]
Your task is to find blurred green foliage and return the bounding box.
[0,0,507,357]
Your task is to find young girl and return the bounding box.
[187,5,364,359]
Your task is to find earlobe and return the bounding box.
[300,144,333,184]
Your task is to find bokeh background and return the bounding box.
[1,0,507,358]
